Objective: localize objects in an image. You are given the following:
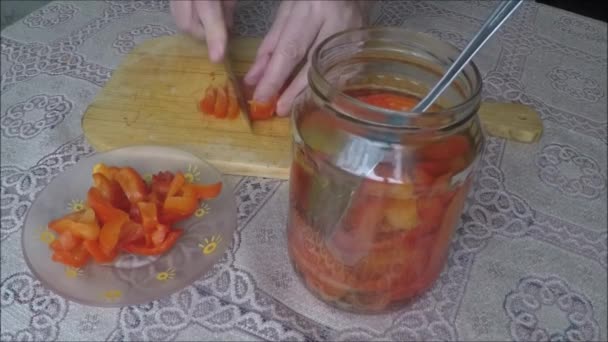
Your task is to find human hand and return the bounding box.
[170,0,237,62]
[243,1,370,116]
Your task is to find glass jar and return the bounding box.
[287,27,484,313]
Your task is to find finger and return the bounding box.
[170,0,193,32]
[243,52,270,86]
[255,1,294,57]
[223,0,237,32]
[253,8,321,102]
[276,18,352,116]
[276,62,309,116]
[244,1,293,84]
[188,10,207,41]
[194,0,228,62]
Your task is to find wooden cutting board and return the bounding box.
[82,35,293,179]
[82,35,542,180]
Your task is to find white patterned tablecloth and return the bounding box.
[1,1,606,341]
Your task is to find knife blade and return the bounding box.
[223,54,252,131]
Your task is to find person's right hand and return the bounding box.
[170,0,237,62]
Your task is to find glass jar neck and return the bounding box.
[308,27,483,133]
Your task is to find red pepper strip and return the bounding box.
[114,167,148,204]
[182,182,222,200]
[150,171,174,202]
[118,221,145,247]
[50,240,63,252]
[83,240,118,263]
[166,172,185,198]
[92,172,130,211]
[51,244,90,268]
[123,229,183,256]
[48,209,100,241]
[137,202,158,233]
[226,83,239,119]
[214,86,228,118]
[161,196,198,224]
[249,98,276,120]
[151,224,170,246]
[87,187,129,225]
[199,85,216,115]
[99,215,128,255]
[58,231,80,251]
[418,135,470,161]
[92,163,120,181]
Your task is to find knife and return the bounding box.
[223,52,253,131]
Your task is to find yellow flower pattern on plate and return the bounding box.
[156,267,176,281]
[68,199,85,212]
[39,228,55,244]
[199,235,222,255]
[102,290,122,302]
[194,203,211,218]
[65,267,83,279]
[184,164,200,183]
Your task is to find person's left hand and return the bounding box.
[243,1,370,116]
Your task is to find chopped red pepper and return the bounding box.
[182,182,222,200]
[99,215,128,255]
[114,167,148,203]
[213,85,228,118]
[123,229,183,256]
[166,172,185,198]
[92,172,130,211]
[87,187,129,225]
[226,83,240,119]
[48,164,222,267]
[83,240,117,263]
[249,99,276,120]
[199,85,216,115]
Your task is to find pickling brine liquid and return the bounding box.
[287,91,478,313]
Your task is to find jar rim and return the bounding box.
[309,27,483,130]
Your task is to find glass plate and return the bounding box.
[22,145,237,307]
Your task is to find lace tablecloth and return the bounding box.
[1,1,606,341]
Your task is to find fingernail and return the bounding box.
[253,91,271,103]
[276,99,290,116]
[210,47,224,63]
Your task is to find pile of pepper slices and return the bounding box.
[47,163,222,268]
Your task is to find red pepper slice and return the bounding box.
[166,172,185,198]
[118,220,145,247]
[58,230,80,251]
[160,196,198,224]
[137,202,158,233]
[92,172,130,211]
[87,187,129,225]
[249,98,276,120]
[226,83,240,119]
[182,182,222,200]
[99,215,128,255]
[114,167,148,204]
[51,244,90,268]
[151,224,170,246]
[123,229,183,256]
[83,240,118,263]
[150,171,174,202]
[92,163,120,181]
[48,208,100,240]
[199,85,216,115]
[418,135,471,161]
[214,86,228,118]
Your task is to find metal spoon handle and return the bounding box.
[412,0,523,112]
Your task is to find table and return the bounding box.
[1,1,606,341]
